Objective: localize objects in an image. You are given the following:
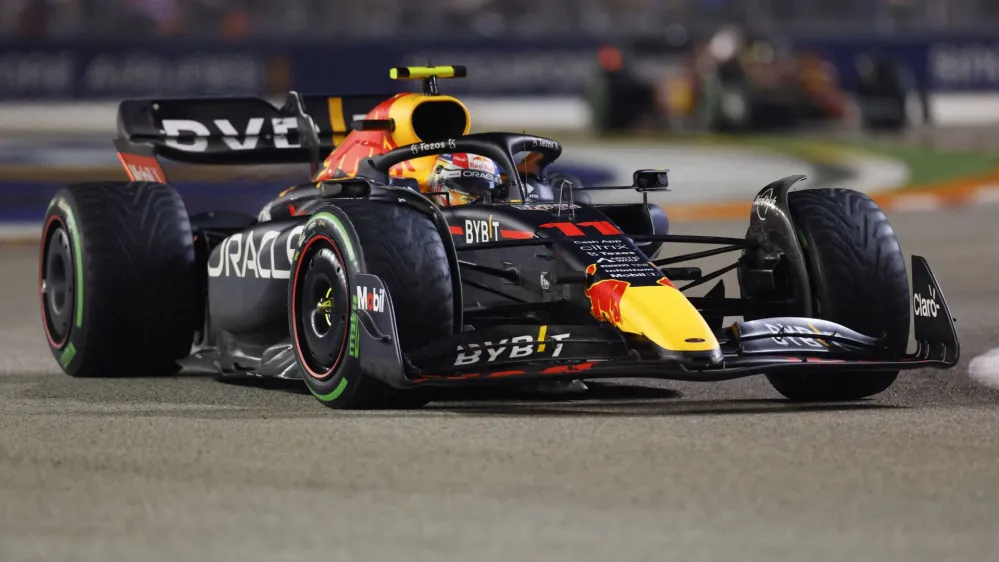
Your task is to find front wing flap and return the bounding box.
[406,353,953,387]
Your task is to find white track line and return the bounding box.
[0,222,41,241]
[887,194,943,212]
[971,185,999,204]
[968,348,999,390]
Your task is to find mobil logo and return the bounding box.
[583,264,630,325]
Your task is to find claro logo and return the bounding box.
[914,285,940,318]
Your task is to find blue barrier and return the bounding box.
[795,34,999,92]
[2,34,998,100]
[0,181,290,222]
[0,38,602,100]
[0,162,612,223]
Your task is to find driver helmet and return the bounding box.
[425,153,502,206]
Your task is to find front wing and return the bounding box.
[357,255,959,389]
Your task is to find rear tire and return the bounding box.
[40,182,197,377]
[290,201,454,409]
[766,188,909,401]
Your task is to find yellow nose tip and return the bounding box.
[615,285,720,353]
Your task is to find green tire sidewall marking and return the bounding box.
[306,211,356,263]
[59,343,77,368]
[300,216,361,403]
[311,377,349,402]
[52,196,85,329]
[310,296,359,402]
[348,294,360,359]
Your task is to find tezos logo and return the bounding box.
[530,138,559,150]
[410,138,457,155]
[914,285,939,317]
[754,188,779,220]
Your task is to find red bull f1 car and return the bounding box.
[38,66,959,409]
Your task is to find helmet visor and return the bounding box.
[438,168,501,197]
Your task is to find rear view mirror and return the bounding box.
[633,169,670,191]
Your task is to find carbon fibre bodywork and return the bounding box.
[104,69,959,399]
[184,171,959,390]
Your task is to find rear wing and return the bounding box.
[114,91,389,181]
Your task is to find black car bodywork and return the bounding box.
[46,68,960,408]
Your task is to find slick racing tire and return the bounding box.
[289,201,454,409]
[767,188,909,401]
[39,182,198,377]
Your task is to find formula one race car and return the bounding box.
[38,66,959,409]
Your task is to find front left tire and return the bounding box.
[289,200,455,409]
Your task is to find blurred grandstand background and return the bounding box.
[1,0,998,225]
[5,0,999,38]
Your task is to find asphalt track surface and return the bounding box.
[3,205,999,562]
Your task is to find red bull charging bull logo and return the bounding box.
[584,264,630,325]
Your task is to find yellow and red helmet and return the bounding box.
[425,153,502,206]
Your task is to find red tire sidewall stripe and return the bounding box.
[40,214,70,349]
[291,232,350,381]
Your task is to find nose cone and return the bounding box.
[585,279,721,358]
[619,285,721,354]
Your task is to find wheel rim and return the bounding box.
[293,236,350,380]
[41,222,75,348]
